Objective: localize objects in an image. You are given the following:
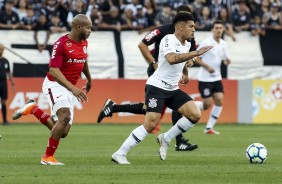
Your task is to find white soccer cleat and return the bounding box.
[157,133,170,160]
[204,128,220,135]
[111,152,131,164]
[12,99,36,120]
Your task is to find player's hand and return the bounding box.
[197,46,213,55]
[71,87,88,103]
[152,63,158,70]
[82,80,92,94]
[179,74,189,85]
[223,59,231,65]
[186,60,194,67]
[207,66,215,73]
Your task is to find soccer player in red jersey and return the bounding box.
[12,14,92,165]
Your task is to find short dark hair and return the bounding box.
[173,12,194,25]
[176,5,191,13]
[212,20,224,28]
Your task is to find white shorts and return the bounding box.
[42,77,77,124]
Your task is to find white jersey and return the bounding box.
[197,37,229,82]
[146,34,191,91]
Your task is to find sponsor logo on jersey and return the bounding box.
[67,58,86,63]
[144,29,160,42]
[148,98,157,108]
[51,41,60,59]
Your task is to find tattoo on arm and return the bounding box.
[174,54,179,63]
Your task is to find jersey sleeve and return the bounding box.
[49,40,64,68]
[142,28,162,46]
[162,35,177,56]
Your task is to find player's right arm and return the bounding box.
[138,28,163,69]
[194,57,215,73]
[166,46,213,64]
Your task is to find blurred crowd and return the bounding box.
[0,0,282,44]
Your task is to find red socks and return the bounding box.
[45,137,60,157]
[31,106,50,125]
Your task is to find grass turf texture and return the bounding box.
[0,123,281,184]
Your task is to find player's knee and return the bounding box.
[187,109,201,123]
[61,131,69,138]
[144,116,160,132]
[203,102,211,110]
[59,116,71,126]
[215,99,223,106]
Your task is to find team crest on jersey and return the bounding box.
[83,46,87,54]
[66,41,72,47]
[148,98,157,108]
[204,88,210,96]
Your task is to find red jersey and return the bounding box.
[47,34,88,85]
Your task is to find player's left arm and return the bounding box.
[6,60,15,90]
[222,43,231,65]
[82,61,92,93]
[179,66,189,85]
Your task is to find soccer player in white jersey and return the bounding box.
[194,20,231,135]
[111,12,213,164]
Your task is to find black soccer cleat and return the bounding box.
[175,138,198,151]
[97,99,114,123]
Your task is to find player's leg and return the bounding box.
[205,81,224,135]
[12,99,55,130]
[150,105,166,134]
[205,92,223,134]
[112,85,164,164]
[1,81,8,125]
[157,90,200,160]
[97,99,146,123]
[41,106,71,166]
[172,110,198,151]
[1,99,8,125]
[112,111,162,164]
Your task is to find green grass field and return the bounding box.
[0,123,282,184]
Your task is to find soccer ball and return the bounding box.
[245,143,268,164]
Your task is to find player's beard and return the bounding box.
[79,32,87,40]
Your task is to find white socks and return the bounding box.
[164,117,194,143]
[194,101,204,110]
[115,125,148,155]
[206,105,222,129]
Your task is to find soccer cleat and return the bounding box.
[97,99,114,123]
[40,155,65,165]
[12,99,36,120]
[156,133,170,160]
[204,128,220,135]
[175,138,198,151]
[111,152,131,164]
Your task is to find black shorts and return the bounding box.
[145,85,193,113]
[0,81,8,100]
[198,80,224,98]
